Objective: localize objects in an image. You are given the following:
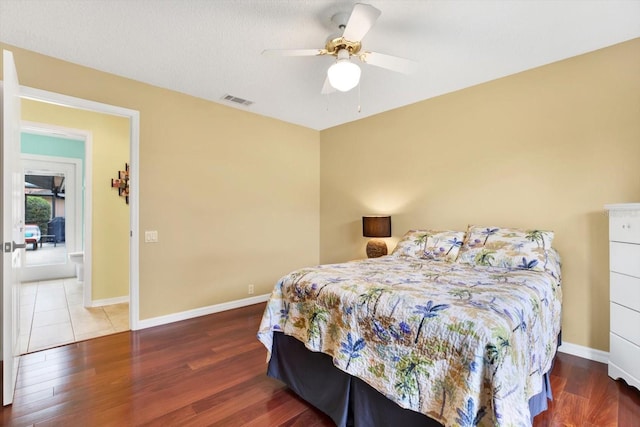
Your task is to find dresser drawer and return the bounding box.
[611,302,640,345]
[609,333,640,382]
[610,242,640,278]
[609,209,640,244]
[611,272,640,311]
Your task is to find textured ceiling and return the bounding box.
[1,0,639,130]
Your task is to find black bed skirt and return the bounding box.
[267,332,554,427]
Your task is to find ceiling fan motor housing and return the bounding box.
[325,37,362,56]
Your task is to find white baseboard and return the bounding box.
[135,293,270,330]
[558,341,609,364]
[91,295,130,307]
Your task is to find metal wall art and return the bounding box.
[111,163,129,204]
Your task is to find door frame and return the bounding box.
[19,86,140,330]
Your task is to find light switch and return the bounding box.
[144,230,158,243]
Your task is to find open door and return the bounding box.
[2,49,24,406]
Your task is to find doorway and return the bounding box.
[17,117,132,354]
[16,86,140,332]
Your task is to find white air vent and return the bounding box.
[221,94,254,107]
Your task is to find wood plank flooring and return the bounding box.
[2,302,639,426]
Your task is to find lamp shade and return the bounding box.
[362,216,391,238]
[327,49,361,92]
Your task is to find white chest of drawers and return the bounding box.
[605,203,640,391]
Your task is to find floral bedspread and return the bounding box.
[257,255,562,426]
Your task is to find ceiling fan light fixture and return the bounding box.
[327,50,361,92]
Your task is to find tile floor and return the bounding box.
[19,278,129,354]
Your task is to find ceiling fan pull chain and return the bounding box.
[357,81,361,113]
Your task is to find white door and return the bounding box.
[21,156,79,282]
[2,49,24,406]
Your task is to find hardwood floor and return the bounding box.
[2,302,639,426]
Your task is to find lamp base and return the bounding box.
[366,239,388,258]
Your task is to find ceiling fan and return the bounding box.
[262,3,417,94]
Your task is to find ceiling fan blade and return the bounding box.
[358,51,418,74]
[262,49,326,57]
[321,77,336,95]
[342,3,381,41]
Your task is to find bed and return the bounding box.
[257,226,562,426]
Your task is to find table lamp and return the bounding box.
[362,216,391,258]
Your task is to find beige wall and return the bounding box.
[1,43,320,320]
[21,99,130,301]
[320,38,640,352]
